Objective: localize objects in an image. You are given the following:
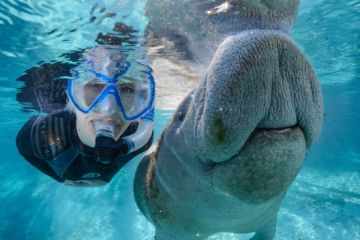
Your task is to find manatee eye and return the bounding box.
[177,111,185,122]
[172,96,191,129]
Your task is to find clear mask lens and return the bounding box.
[68,56,154,120]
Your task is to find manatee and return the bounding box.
[135,1,323,239]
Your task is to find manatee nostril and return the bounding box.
[212,116,227,145]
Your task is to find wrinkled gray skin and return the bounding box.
[135,1,323,239]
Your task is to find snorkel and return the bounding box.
[94,107,154,165]
[123,114,154,152]
[67,46,155,165]
[93,120,128,165]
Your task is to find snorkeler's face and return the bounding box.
[66,46,155,147]
[71,96,130,147]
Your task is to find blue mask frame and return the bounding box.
[67,61,155,121]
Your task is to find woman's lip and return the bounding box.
[90,120,122,128]
[89,117,122,124]
[89,119,123,135]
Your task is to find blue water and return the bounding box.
[0,0,359,239]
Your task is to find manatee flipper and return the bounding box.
[250,215,278,240]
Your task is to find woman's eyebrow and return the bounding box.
[121,76,137,82]
[119,83,136,88]
[87,78,104,84]
[119,76,149,85]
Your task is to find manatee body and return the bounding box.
[135,1,323,239]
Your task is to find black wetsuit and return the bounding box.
[16,110,152,184]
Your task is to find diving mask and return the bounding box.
[67,51,155,121]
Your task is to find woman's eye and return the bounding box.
[120,84,135,94]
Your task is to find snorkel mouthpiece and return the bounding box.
[94,121,116,139]
[94,122,128,165]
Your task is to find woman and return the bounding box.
[16,44,155,187]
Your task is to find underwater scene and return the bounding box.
[0,0,359,239]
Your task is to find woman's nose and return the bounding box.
[97,94,119,115]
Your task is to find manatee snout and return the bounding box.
[194,30,323,164]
